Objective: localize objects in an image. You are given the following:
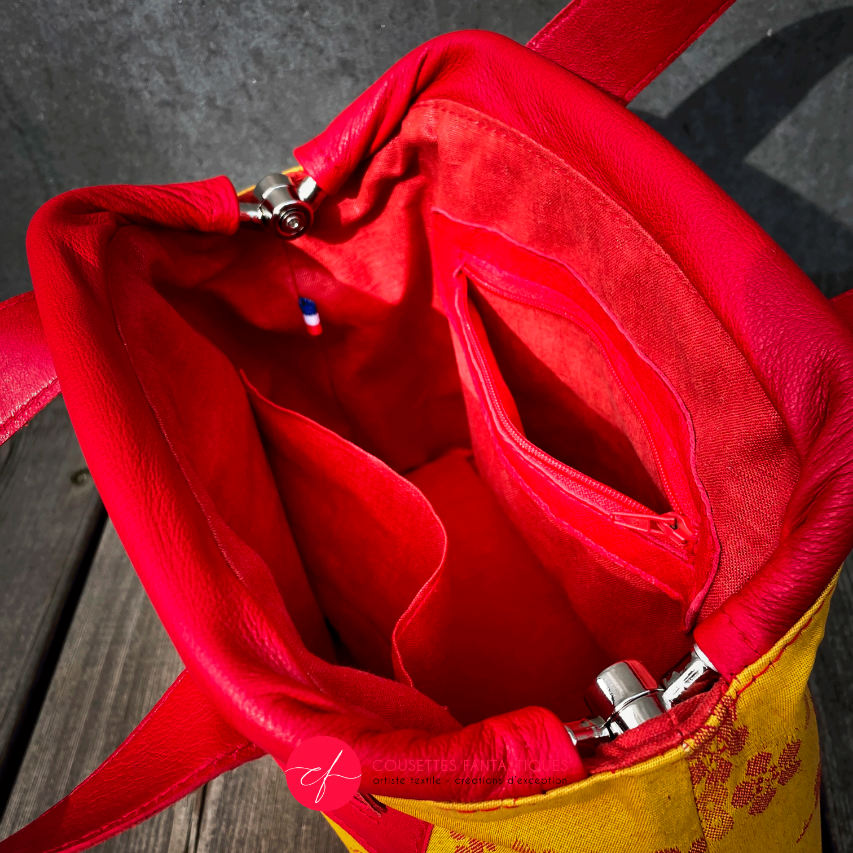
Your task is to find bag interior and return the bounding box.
[106,97,800,726]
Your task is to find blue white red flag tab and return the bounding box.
[298,296,323,336]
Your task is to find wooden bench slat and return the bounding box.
[0,400,103,783]
[0,522,195,851]
[195,758,339,853]
[810,559,853,853]
[0,517,340,851]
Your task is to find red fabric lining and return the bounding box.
[469,280,669,513]
[243,372,447,679]
[396,448,607,724]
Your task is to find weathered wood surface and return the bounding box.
[0,399,103,797]
[810,560,853,853]
[0,521,198,851]
[0,516,338,852]
[195,759,340,853]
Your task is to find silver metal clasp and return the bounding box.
[238,172,324,238]
[661,645,717,710]
[565,645,718,754]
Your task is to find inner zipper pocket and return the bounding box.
[454,267,697,556]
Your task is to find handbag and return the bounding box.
[1,0,852,850]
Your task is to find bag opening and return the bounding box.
[93,96,802,727]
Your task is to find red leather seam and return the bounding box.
[526,0,588,52]
[39,742,258,853]
[621,2,732,101]
[718,608,763,659]
[1,376,58,432]
[99,672,188,757]
[0,291,36,315]
[105,241,324,696]
[731,591,828,701]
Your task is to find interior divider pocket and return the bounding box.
[244,374,609,725]
[242,371,448,679]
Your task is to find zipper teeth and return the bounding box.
[463,270,686,519]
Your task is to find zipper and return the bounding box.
[455,274,696,555]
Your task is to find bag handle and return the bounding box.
[833,288,853,329]
[0,668,428,853]
[0,672,261,853]
[0,291,60,446]
[527,0,737,103]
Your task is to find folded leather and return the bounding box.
[0,291,60,446]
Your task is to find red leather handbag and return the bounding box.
[1,1,851,851]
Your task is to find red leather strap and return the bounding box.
[0,672,261,853]
[0,291,60,446]
[527,0,736,103]
[832,289,853,331]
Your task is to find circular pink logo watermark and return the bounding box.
[284,736,362,810]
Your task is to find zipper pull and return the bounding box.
[353,792,387,815]
[610,510,695,550]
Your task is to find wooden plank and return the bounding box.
[809,557,853,853]
[0,522,197,851]
[0,518,339,852]
[0,399,103,786]
[195,758,340,853]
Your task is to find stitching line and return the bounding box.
[40,743,258,853]
[1,376,59,433]
[623,2,733,101]
[527,5,584,51]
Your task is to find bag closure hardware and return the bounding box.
[238,171,324,238]
[566,646,717,754]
